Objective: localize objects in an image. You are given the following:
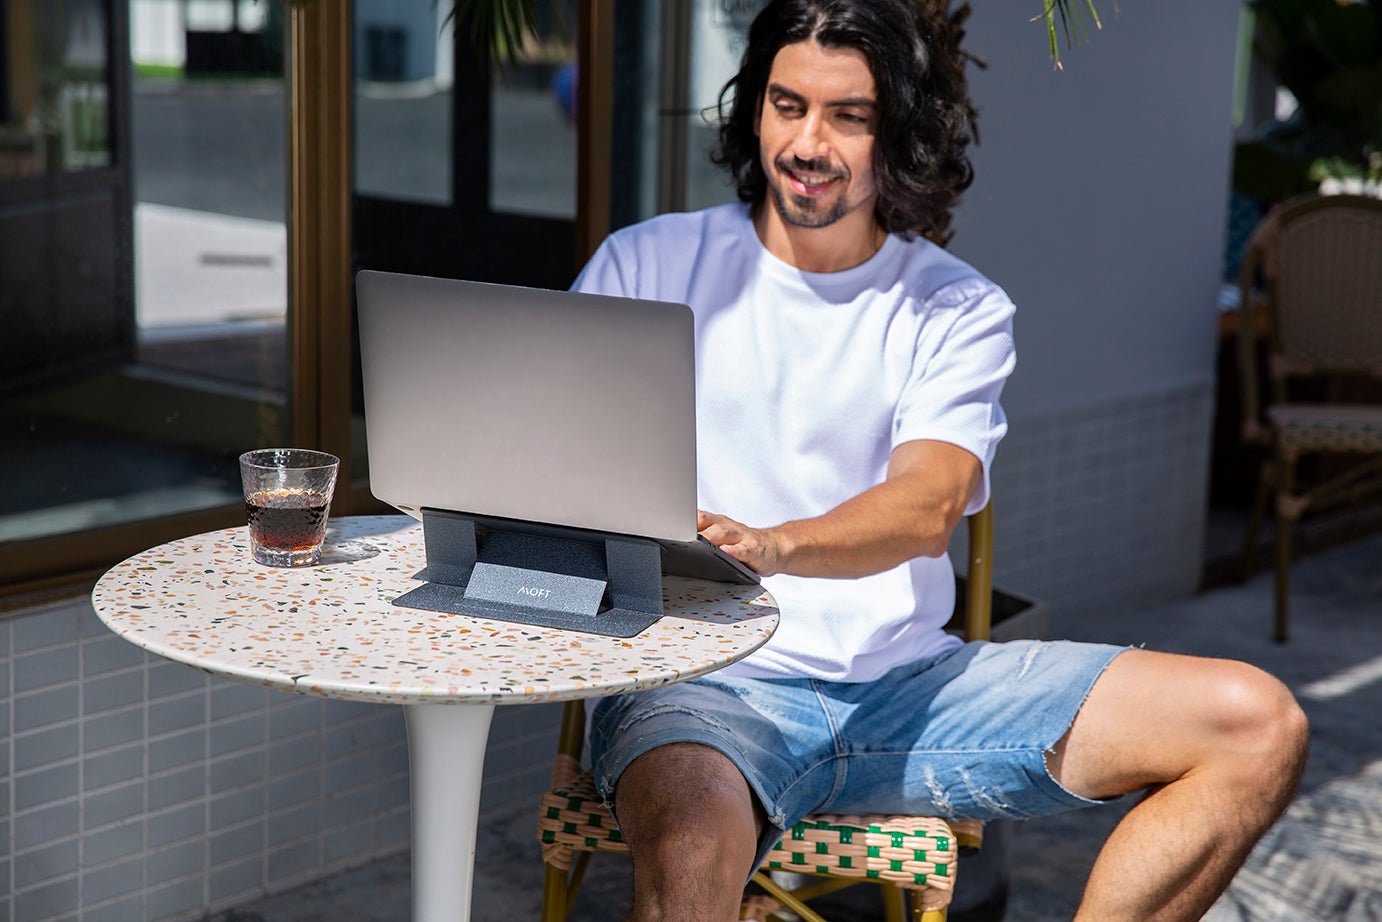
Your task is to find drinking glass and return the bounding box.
[239,449,340,566]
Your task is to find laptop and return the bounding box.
[355,270,758,635]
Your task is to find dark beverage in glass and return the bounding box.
[239,449,339,566]
[245,489,331,554]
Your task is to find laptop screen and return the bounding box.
[356,271,700,543]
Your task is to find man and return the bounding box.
[573,1,1309,919]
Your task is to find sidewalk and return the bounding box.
[134,202,287,329]
[1011,531,1382,922]
[217,531,1382,921]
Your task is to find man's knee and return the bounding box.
[614,743,763,864]
[1203,661,1309,793]
[613,743,763,917]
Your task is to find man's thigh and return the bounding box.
[592,639,1128,827]
[1044,648,1304,802]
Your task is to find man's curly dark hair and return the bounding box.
[710,0,978,244]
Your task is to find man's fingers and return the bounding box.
[697,510,777,576]
[703,525,739,548]
[719,541,751,561]
[698,510,743,544]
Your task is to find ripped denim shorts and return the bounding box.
[589,639,1127,869]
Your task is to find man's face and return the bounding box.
[755,40,879,230]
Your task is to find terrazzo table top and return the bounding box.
[92,515,779,706]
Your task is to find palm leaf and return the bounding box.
[1035,0,1105,69]
[444,0,540,66]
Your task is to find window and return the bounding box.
[0,0,288,590]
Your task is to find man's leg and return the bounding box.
[614,742,766,922]
[1048,650,1309,922]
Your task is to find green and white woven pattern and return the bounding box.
[538,770,969,894]
[538,771,628,868]
[1270,404,1382,454]
[762,815,958,889]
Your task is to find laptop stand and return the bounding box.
[392,508,665,638]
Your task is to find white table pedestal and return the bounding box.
[405,704,497,922]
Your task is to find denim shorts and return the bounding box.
[590,639,1128,869]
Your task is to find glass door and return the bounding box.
[0,0,290,593]
[348,0,583,492]
[351,0,578,286]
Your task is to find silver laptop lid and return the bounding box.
[356,270,699,542]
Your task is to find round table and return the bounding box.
[91,515,778,922]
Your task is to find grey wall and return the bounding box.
[954,0,1240,416]
[948,1,1245,617]
[0,596,560,922]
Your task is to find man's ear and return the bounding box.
[754,94,763,137]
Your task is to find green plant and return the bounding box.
[1041,0,1105,68]
[1254,0,1382,157]
[448,0,541,65]
[1234,0,1382,199]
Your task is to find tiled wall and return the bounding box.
[981,382,1216,624]
[1,595,563,922]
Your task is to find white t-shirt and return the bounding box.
[574,203,1015,682]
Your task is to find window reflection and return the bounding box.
[353,0,453,205]
[684,0,759,210]
[1,0,111,177]
[131,0,287,390]
[605,0,759,227]
[0,0,287,548]
[489,0,577,218]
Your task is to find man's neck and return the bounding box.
[752,201,886,274]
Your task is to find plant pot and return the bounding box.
[948,576,1051,643]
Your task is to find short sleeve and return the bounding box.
[572,235,634,297]
[892,283,1016,514]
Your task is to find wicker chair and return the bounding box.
[1236,194,1382,642]
[537,503,994,922]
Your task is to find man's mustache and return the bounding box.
[775,156,847,180]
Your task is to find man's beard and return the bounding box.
[767,156,853,228]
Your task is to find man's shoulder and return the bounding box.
[892,236,1009,310]
[607,202,748,249]
[580,204,751,299]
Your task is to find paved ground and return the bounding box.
[1009,532,1382,922]
[214,530,1382,921]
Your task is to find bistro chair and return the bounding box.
[537,503,994,922]
[1236,194,1382,642]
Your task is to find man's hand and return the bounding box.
[697,510,796,577]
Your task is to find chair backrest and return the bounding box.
[1238,194,1382,436]
[1269,195,1382,378]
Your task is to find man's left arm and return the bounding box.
[697,438,980,579]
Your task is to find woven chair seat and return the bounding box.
[538,770,628,866]
[1268,403,1382,453]
[537,768,980,900]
